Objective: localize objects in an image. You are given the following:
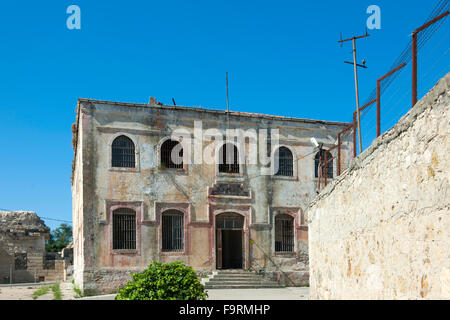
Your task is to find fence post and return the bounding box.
[412,32,418,108]
[337,133,341,175]
[353,113,357,158]
[377,80,381,137]
[411,11,449,108]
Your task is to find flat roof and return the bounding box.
[77,98,351,127]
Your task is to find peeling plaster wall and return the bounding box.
[72,109,84,290]
[308,73,450,299]
[72,99,353,294]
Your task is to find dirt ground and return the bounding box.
[0,281,78,300]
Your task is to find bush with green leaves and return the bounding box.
[115,261,208,300]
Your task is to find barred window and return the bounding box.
[218,143,239,174]
[113,208,136,250]
[314,150,333,178]
[162,210,184,252]
[112,135,135,168]
[14,253,27,270]
[275,147,293,176]
[161,140,183,169]
[275,214,294,252]
[216,212,244,229]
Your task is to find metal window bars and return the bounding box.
[275,147,293,176]
[112,208,136,250]
[275,215,294,252]
[216,213,244,230]
[161,210,184,252]
[315,150,333,179]
[161,140,183,169]
[218,143,240,174]
[112,135,135,168]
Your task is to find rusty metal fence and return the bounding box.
[317,2,449,190]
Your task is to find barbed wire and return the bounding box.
[355,0,449,123]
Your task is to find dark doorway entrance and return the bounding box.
[215,213,244,269]
[217,229,242,269]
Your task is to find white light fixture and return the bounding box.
[310,137,319,148]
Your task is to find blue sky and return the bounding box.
[0,0,448,229]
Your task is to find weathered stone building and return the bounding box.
[71,97,353,294]
[0,211,65,283]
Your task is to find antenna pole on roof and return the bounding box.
[226,72,230,113]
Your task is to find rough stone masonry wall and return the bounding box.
[307,73,450,299]
[0,211,66,284]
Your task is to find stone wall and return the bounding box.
[0,211,66,284]
[307,73,450,299]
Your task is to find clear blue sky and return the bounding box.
[0,0,448,229]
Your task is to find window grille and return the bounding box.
[162,210,184,252]
[14,253,27,270]
[216,213,244,230]
[275,215,294,252]
[112,135,135,168]
[161,140,183,169]
[113,208,136,250]
[218,143,240,173]
[275,147,293,176]
[314,150,333,178]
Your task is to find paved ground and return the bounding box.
[206,287,309,300]
[0,282,309,300]
[80,287,309,300]
[0,281,77,300]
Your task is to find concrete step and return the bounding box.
[215,272,261,276]
[205,283,282,289]
[204,270,283,289]
[210,278,266,282]
[207,279,277,284]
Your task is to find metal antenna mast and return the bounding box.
[226,72,230,113]
[338,31,370,154]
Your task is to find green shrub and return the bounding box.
[115,261,208,300]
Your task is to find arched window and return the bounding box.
[275,147,293,176]
[112,208,136,250]
[161,140,183,169]
[161,210,184,252]
[314,150,333,179]
[111,135,135,168]
[275,214,294,252]
[219,143,239,174]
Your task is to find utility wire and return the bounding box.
[357,0,449,120]
[0,208,72,224]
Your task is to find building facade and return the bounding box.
[71,98,353,294]
[0,211,65,284]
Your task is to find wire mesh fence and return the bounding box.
[319,0,449,189]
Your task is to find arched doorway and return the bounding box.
[215,213,244,269]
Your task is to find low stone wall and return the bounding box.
[82,268,141,295]
[307,73,450,299]
[265,271,309,287]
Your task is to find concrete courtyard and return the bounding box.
[79,287,310,300]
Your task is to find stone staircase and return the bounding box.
[203,270,283,289]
